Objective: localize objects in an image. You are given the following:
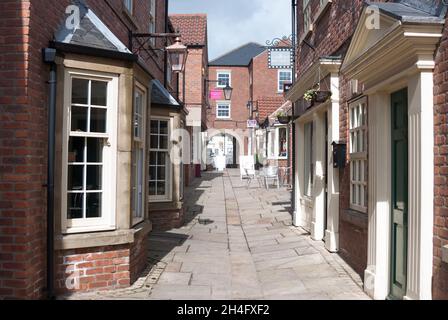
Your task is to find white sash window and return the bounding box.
[62,70,118,233]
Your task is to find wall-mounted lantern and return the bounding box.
[332,142,346,169]
[166,37,188,73]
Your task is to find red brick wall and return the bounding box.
[149,207,185,231]
[433,18,448,300]
[251,51,284,101]
[55,235,148,295]
[207,66,250,131]
[0,0,168,299]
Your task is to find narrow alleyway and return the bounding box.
[69,170,370,300]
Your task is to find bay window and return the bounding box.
[149,119,171,201]
[63,71,118,233]
[349,97,368,212]
[267,126,288,159]
[304,121,314,197]
[132,86,146,225]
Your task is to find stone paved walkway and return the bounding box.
[67,169,370,300]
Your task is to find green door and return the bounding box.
[389,88,408,299]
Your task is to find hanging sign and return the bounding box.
[247,120,258,128]
[268,48,293,69]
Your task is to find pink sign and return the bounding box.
[210,89,222,100]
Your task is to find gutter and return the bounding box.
[50,41,138,62]
[42,48,57,300]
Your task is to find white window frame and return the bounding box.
[132,84,147,226]
[149,0,156,46]
[216,71,231,88]
[149,117,172,202]
[349,97,368,213]
[303,121,314,198]
[216,101,231,119]
[124,0,133,14]
[303,0,312,34]
[278,69,292,93]
[267,126,289,160]
[61,69,118,234]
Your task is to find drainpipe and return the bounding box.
[43,48,57,300]
[164,0,169,87]
[291,0,297,222]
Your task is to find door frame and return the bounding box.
[389,88,409,300]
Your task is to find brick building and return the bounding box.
[170,14,209,183]
[0,0,187,299]
[207,43,292,170]
[287,0,448,299]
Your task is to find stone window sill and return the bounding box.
[55,221,152,250]
[443,245,448,263]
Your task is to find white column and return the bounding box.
[325,72,340,252]
[405,71,434,300]
[311,112,326,241]
[364,92,391,300]
[293,120,305,227]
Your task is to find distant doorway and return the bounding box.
[207,134,239,169]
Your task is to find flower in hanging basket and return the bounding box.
[314,90,332,103]
[276,111,291,124]
[303,89,317,102]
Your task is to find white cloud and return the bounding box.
[169,0,292,60]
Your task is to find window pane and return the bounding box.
[91,81,107,106]
[86,193,102,218]
[157,166,166,180]
[87,165,102,190]
[68,137,85,163]
[68,165,84,191]
[151,121,159,134]
[157,182,166,195]
[68,193,84,219]
[159,136,168,150]
[149,166,157,181]
[87,138,103,163]
[150,151,157,165]
[90,108,107,133]
[72,79,88,104]
[157,152,166,165]
[160,121,168,134]
[149,182,156,196]
[71,106,88,132]
[150,135,159,149]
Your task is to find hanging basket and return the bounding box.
[277,116,291,124]
[314,90,332,103]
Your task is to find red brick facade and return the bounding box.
[433,19,448,300]
[0,0,173,299]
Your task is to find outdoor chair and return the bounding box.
[263,166,280,190]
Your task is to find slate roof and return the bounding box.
[367,1,446,24]
[151,80,180,107]
[169,14,208,46]
[209,42,266,67]
[54,0,131,54]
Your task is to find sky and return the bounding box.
[169,0,292,61]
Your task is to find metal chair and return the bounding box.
[263,166,280,190]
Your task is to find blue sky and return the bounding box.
[169,0,292,60]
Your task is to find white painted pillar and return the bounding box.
[311,112,326,241]
[325,72,340,252]
[364,92,391,300]
[405,71,434,300]
[293,120,305,227]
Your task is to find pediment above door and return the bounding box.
[342,2,445,89]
